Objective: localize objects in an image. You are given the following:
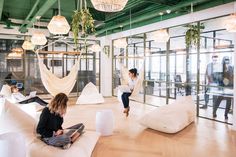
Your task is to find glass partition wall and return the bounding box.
[112,16,234,124]
[113,34,145,102]
[0,38,101,97]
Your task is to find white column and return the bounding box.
[232,2,236,131]
[99,37,112,96]
[233,32,236,130]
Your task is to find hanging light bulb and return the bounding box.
[11,47,23,54]
[31,32,47,45]
[8,52,22,58]
[47,0,70,34]
[8,47,24,58]
[48,15,70,34]
[91,0,128,12]
[89,44,101,52]
[22,37,35,50]
[225,13,236,32]
[150,29,170,43]
[114,38,127,48]
[31,17,47,45]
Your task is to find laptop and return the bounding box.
[16,82,23,89]
[29,91,37,98]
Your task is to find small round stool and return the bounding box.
[0,132,26,157]
[96,109,114,136]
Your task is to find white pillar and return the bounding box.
[99,37,112,96]
[233,32,236,130]
[232,2,236,131]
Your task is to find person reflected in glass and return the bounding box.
[121,68,138,117]
[202,54,222,109]
[213,56,233,119]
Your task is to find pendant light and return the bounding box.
[91,0,128,12]
[47,0,70,34]
[8,47,24,58]
[225,3,236,32]
[31,16,47,45]
[114,38,127,48]
[22,36,35,50]
[149,12,169,43]
[225,13,236,32]
[151,29,170,43]
[89,44,101,52]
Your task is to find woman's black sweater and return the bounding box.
[36,107,63,138]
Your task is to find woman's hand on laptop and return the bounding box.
[54,129,63,136]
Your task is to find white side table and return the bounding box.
[96,109,114,136]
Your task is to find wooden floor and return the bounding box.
[64,97,236,157]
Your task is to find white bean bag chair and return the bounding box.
[0,132,26,157]
[0,84,45,119]
[139,96,196,133]
[76,82,104,104]
[0,84,11,99]
[0,101,100,157]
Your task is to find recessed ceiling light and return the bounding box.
[166,10,171,14]
[159,12,164,16]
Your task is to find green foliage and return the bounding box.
[72,8,95,47]
[185,24,204,48]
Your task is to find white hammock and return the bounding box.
[118,65,144,101]
[35,39,82,96]
[36,52,80,96]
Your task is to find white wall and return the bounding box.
[233,33,236,130]
[99,36,112,96]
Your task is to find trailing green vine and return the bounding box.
[72,8,95,47]
[185,24,204,48]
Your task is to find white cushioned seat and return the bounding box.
[76,82,104,104]
[0,101,100,157]
[139,96,196,133]
[0,132,26,157]
[0,85,11,99]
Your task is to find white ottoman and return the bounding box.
[0,132,26,157]
[96,109,114,136]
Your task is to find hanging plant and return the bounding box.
[72,8,95,47]
[185,24,204,48]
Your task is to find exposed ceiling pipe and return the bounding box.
[104,0,144,22]
[96,0,210,35]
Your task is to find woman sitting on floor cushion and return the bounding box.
[121,68,138,117]
[36,93,85,149]
[11,85,48,106]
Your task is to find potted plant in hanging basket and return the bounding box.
[72,8,95,47]
[185,24,204,48]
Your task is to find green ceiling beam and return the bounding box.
[97,11,185,37]
[97,0,235,37]
[19,0,57,33]
[95,0,211,35]
[0,0,4,20]
[103,4,162,25]
[18,0,40,33]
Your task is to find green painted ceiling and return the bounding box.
[0,0,234,36]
